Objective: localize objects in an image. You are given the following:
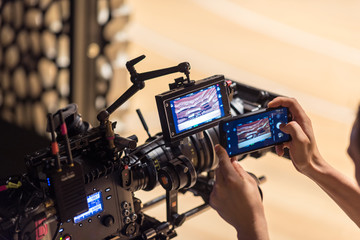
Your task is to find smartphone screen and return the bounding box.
[220,107,291,157]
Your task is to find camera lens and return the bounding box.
[180,127,220,174]
[121,137,171,192]
[126,160,157,192]
[122,126,220,193]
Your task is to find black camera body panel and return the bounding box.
[156,75,231,144]
[21,172,140,240]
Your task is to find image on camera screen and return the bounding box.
[170,84,225,134]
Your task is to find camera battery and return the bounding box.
[50,162,88,222]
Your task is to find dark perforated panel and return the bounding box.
[0,0,72,134]
[0,0,130,134]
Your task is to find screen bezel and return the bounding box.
[220,107,292,157]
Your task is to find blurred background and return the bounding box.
[1,0,360,239]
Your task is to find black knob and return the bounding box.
[102,215,115,227]
[174,213,186,227]
[133,197,142,213]
[123,222,139,237]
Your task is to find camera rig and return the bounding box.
[0,55,287,240]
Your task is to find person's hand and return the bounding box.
[348,108,360,183]
[269,99,360,228]
[268,97,324,176]
[210,145,269,240]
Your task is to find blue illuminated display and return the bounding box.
[170,84,225,134]
[73,191,104,223]
[224,107,290,156]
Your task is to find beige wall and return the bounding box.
[112,1,360,239]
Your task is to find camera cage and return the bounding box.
[0,55,288,240]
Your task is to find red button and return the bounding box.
[161,176,168,185]
[63,235,71,240]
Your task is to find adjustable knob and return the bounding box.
[123,209,130,217]
[102,215,115,227]
[130,213,137,222]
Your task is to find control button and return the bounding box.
[59,228,64,233]
[121,201,129,209]
[63,235,72,240]
[123,209,130,217]
[105,187,111,192]
[88,219,92,223]
[130,213,137,222]
[97,215,101,219]
[79,223,83,227]
[106,195,112,200]
[102,215,115,227]
[124,217,131,224]
[66,219,71,223]
[122,168,130,187]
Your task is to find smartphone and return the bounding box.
[219,107,292,157]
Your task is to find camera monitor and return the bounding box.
[156,75,231,143]
[219,107,292,157]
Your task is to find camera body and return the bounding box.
[0,56,285,240]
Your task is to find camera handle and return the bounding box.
[166,188,210,229]
[97,55,191,123]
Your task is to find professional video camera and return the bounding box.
[0,55,285,240]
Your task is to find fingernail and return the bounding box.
[215,144,221,153]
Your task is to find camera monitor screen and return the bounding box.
[73,191,104,223]
[170,84,225,134]
[220,107,291,157]
[156,75,231,143]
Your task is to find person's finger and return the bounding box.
[215,145,237,177]
[275,144,284,156]
[214,162,225,185]
[231,160,247,177]
[280,121,309,143]
[230,156,237,163]
[268,97,308,123]
[269,97,316,146]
